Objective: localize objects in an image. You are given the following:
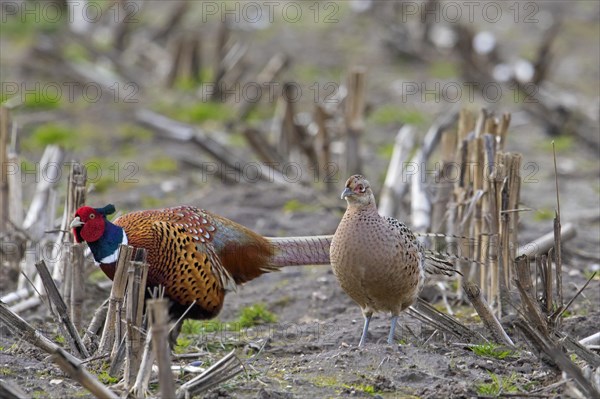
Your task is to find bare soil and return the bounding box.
[1,176,598,398]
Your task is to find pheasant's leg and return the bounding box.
[358,310,373,347]
[387,315,399,345]
[168,318,183,349]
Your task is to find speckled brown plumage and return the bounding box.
[111,206,274,319]
[73,205,332,321]
[330,175,425,346]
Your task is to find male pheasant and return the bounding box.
[71,204,331,320]
[330,175,457,346]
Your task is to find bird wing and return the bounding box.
[150,221,235,313]
[383,216,460,276]
[384,216,418,242]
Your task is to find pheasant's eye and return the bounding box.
[89,214,96,219]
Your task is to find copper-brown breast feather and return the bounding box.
[113,209,228,316]
[113,206,276,306]
[149,221,226,314]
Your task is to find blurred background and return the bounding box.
[1,1,598,214]
[2,0,599,282]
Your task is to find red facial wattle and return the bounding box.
[73,207,106,243]
[80,213,105,242]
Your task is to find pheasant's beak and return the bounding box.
[70,216,85,228]
[340,187,355,199]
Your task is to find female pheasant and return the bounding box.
[71,204,331,320]
[330,175,457,346]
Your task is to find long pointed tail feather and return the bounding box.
[415,232,478,241]
[423,254,463,276]
[423,249,484,266]
[265,235,332,267]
